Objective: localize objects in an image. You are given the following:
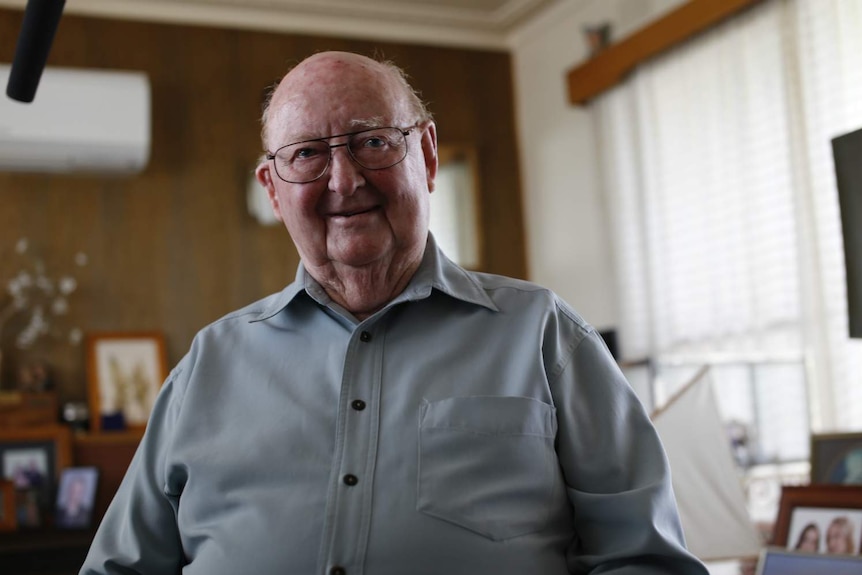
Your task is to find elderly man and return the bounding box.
[81,52,707,575]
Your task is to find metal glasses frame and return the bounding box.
[265,125,419,184]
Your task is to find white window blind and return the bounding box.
[602,0,801,359]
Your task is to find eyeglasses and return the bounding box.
[266,125,418,184]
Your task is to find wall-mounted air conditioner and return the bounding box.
[0,65,151,174]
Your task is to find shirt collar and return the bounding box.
[398,233,498,312]
[251,233,498,322]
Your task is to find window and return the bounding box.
[598,0,862,522]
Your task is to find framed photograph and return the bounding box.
[0,479,16,531]
[0,426,72,528]
[773,485,862,555]
[55,466,98,529]
[811,432,862,485]
[86,331,168,432]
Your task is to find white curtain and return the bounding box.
[597,0,862,433]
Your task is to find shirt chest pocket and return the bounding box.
[417,396,559,541]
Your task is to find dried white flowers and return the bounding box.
[0,238,87,350]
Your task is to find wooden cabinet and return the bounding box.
[0,529,94,575]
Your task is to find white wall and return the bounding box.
[509,0,684,331]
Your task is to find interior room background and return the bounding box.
[2,0,860,543]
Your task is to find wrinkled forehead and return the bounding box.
[267,55,412,145]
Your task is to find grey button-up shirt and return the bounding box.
[81,236,707,575]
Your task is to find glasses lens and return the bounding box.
[348,127,408,170]
[274,140,331,183]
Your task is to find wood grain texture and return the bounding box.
[0,10,526,403]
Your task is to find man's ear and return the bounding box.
[420,121,439,193]
[255,161,284,222]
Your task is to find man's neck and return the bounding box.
[307,253,424,320]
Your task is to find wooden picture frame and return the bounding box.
[811,432,862,485]
[773,484,862,554]
[0,479,16,531]
[0,426,72,528]
[86,331,168,433]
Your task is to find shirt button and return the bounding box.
[359,331,372,342]
[330,567,346,575]
[343,474,358,486]
[351,399,366,411]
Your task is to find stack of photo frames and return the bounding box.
[0,426,98,530]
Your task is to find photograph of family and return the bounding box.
[787,507,862,555]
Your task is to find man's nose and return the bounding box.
[327,143,364,195]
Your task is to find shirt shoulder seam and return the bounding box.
[547,297,594,386]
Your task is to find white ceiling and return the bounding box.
[0,0,565,50]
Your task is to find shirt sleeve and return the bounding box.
[550,329,708,575]
[79,363,188,575]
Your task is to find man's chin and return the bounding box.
[328,241,392,269]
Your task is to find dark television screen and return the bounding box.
[832,126,862,338]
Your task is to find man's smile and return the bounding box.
[330,205,380,218]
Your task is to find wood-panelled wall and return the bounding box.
[0,10,526,403]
